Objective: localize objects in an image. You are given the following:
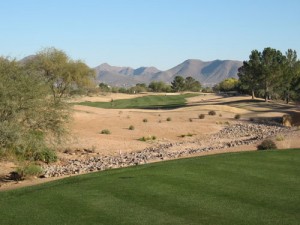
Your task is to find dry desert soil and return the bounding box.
[1,93,300,190]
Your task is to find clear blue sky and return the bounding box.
[1,0,299,70]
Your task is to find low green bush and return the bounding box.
[33,148,57,163]
[138,135,156,142]
[166,117,172,121]
[128,125,135,130]
[257,139,277,150]
[16,164,43,179]
[275,135,284,141]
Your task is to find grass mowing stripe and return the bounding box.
[1,149,299,225]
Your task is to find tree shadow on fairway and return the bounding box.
[137,103,187,110]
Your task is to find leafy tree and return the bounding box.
[260,47,284,102]
[148,81,169,92]
[238,50,262,99]
[134,83,148,93]
[217,78,239,92]
[171,76,185,92]
[0,57,67,159]
[26,47,95,103]
[99,83,110,92]
[238,47,296,102]
[184,76,201,92]
[281,49,299,103]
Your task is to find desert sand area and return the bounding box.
[1,93,300,190]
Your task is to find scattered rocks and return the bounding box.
[42,122,291,178]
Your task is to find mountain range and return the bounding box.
[94,59,242,87]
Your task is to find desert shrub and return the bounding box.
[208,110,216,116]
[257,139,277,150]
[143,118,148,123]
[158,120,162,123]
[219,113,222,117]
[16,164,43,179]
[249,117,255,122]
[275,135,284,141]
[33,148,57,163]
[129,125,135,130]
[199,114,205,119]
[166,117,172,121]
[234,114,241,120]
[100,129,111,134]
[138,135,156,142]
[180,133,194,138]
[189,118,193,122]
[224,121,230,125]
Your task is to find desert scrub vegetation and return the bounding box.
[234,114,241,119]
[257,139,277,150]
[275,135,285,141]
[189,118,193,122]
[100,129,111,134]
[32,148,58,163]
[16,163,43,179]
[198,114,205,119]
[128,125,135,130]
[208,110,216,116]
[166,117,172,121]
[180,133,194,138]
[143,118,148,123]
[0,48,94,163]
[138,135,156,142]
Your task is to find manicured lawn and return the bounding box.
[1,149,299,225]
[76,93,198,109]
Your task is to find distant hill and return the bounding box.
[19,56,242,87]
[94,59,242,87]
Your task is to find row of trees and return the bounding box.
[99,76,202,94]
[238,47,300,103]
[0,48,94,161]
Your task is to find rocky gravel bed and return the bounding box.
[42,122,291,178]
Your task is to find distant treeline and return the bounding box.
[97,76,203,94]
[212,48,300,103]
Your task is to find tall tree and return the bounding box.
[238,50,262,99]
[260,47,284,102]
[171,76,185,92]
[0,57,68,159]
[26,47,95,103]
[281,49,298,104]
[184,76,201,92]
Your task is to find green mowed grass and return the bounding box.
[1,149,299,225]
[76,93,198,109]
